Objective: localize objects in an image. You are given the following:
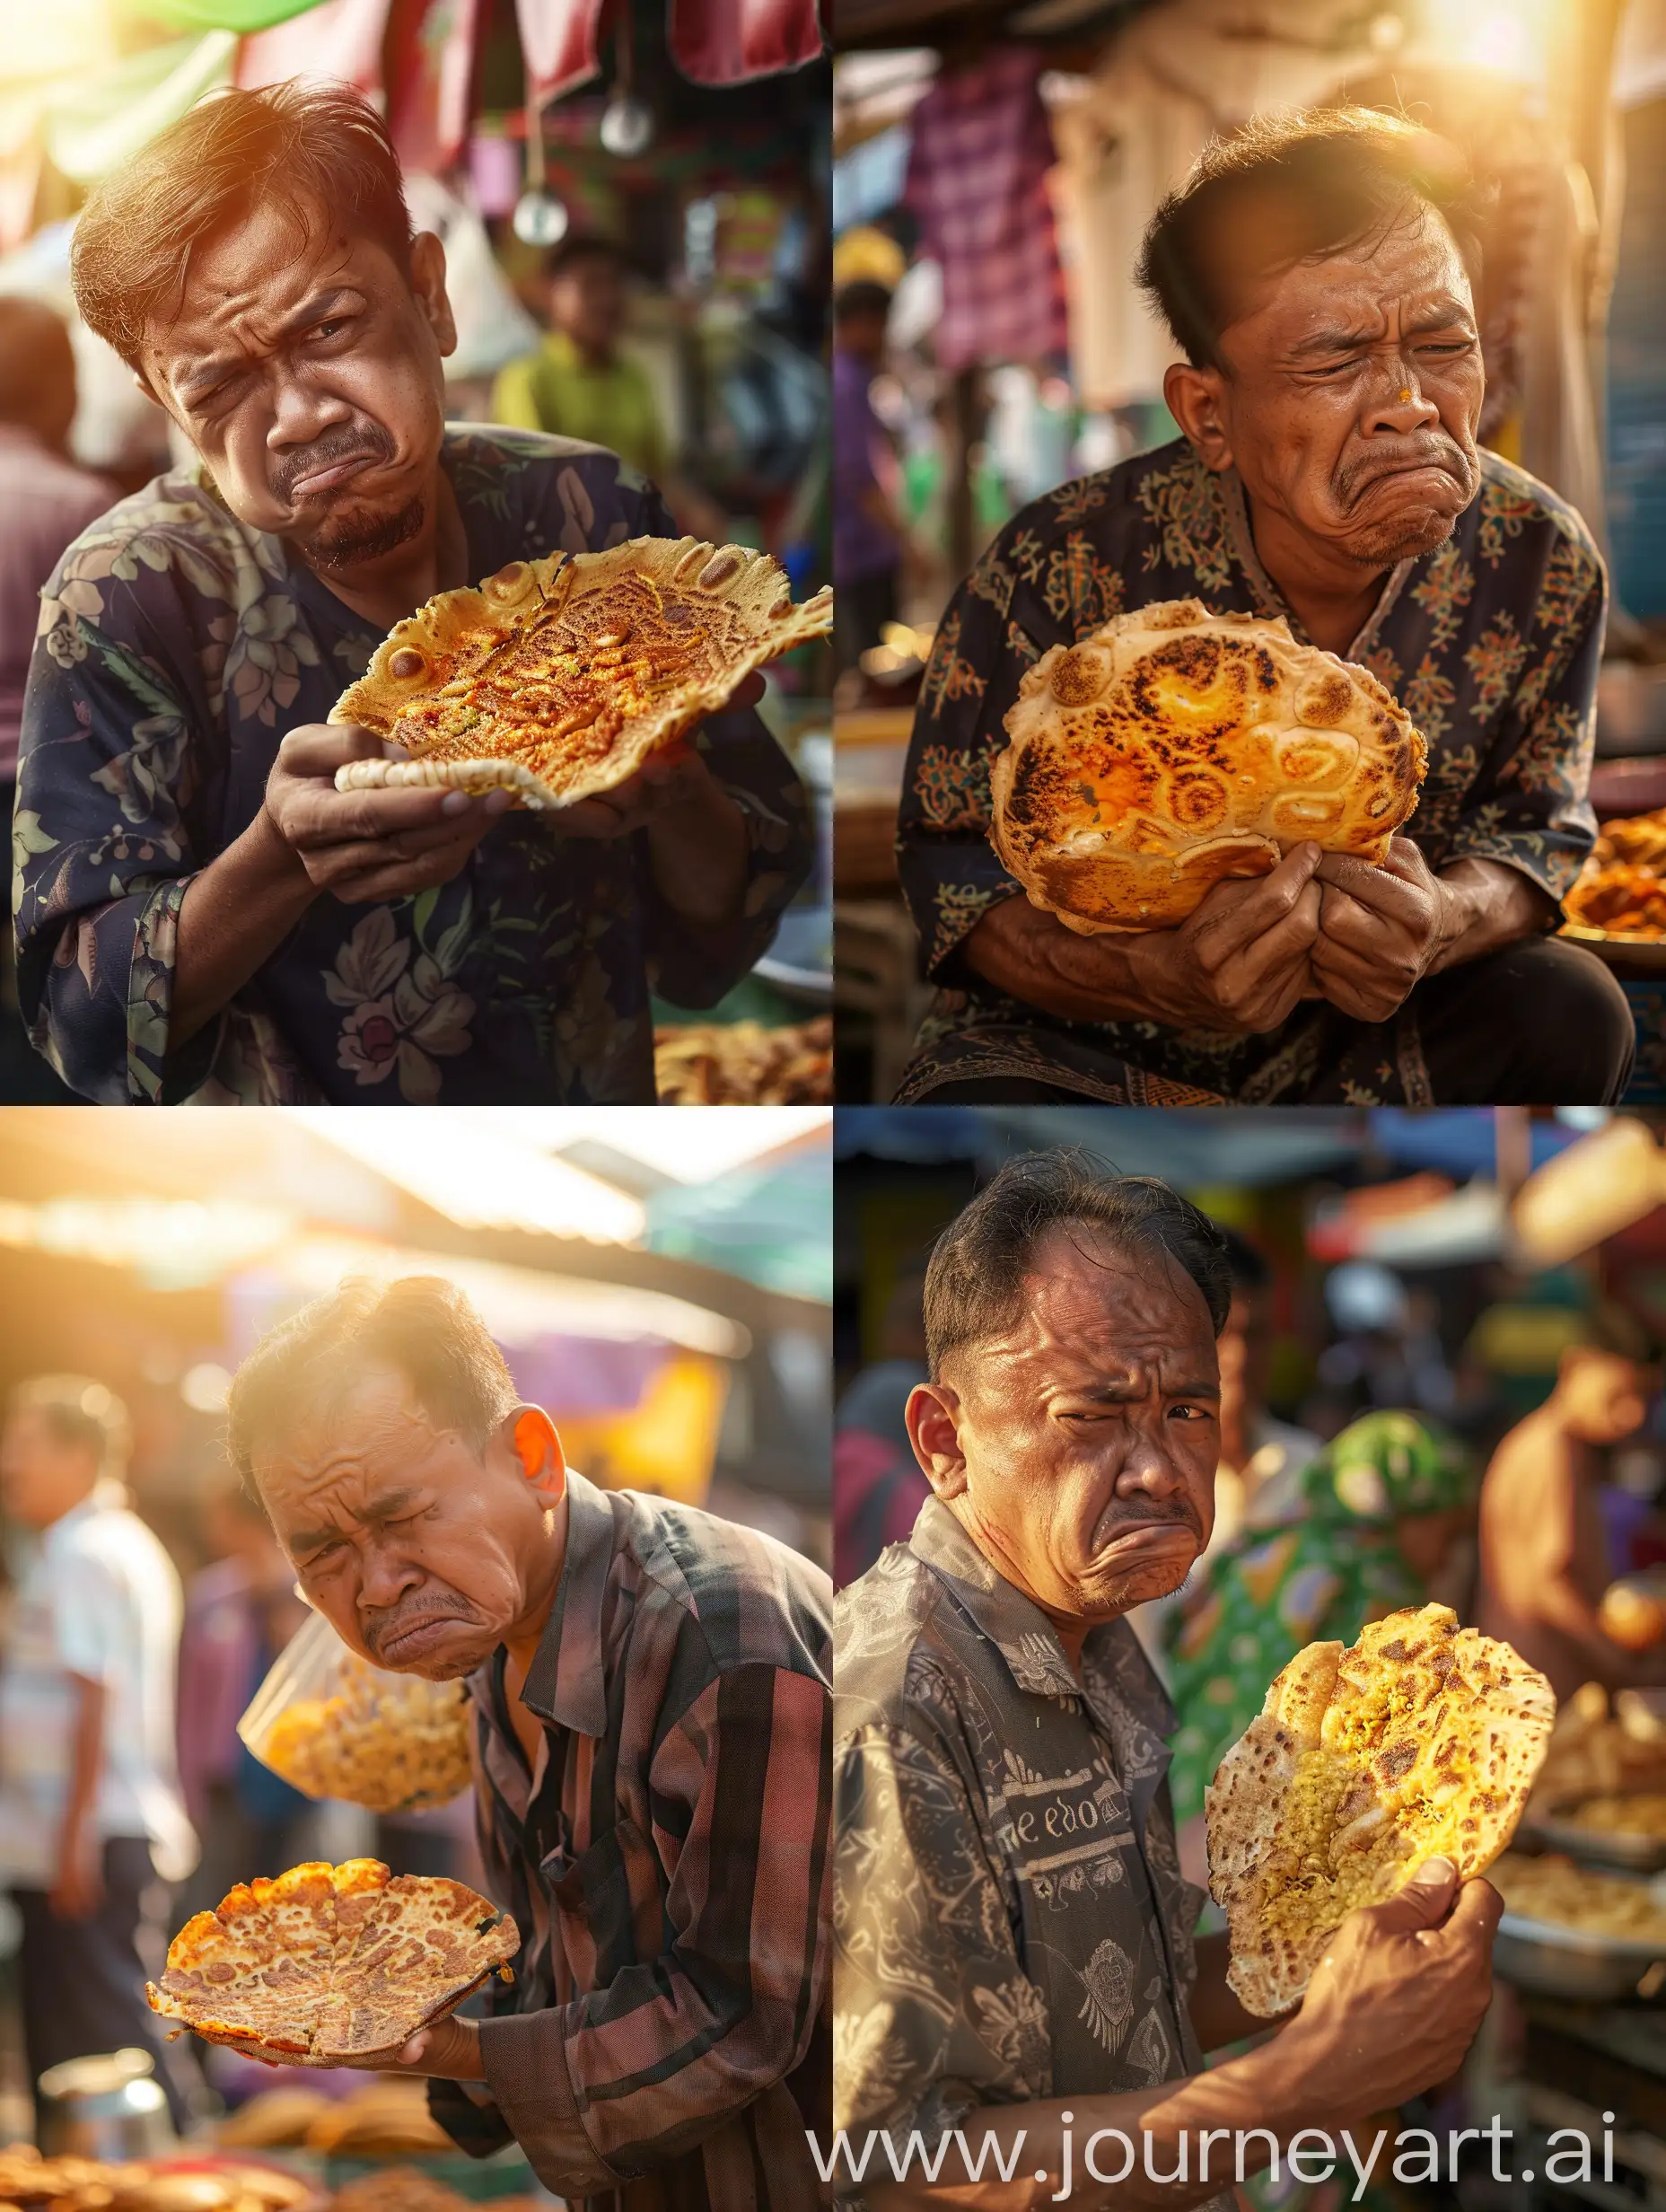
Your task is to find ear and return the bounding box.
[409,230,458,361]
[1163,359,1234,473]
[906,1380,969,1502]
[506,1406,566,1507]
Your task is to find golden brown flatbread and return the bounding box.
[1206,1603,1553,2016]
[329,537,832,811]
[146,1860,517,2066]
[989,598,1427,932]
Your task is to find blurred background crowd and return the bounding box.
[0,0,837,1106]
[0,1104,830,2192]
[834,1102,1666,2207]
[829,0,1666,1103]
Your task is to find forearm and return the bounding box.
[963,896,1159,1024]
[60,1675,105,1847]
[1535,1576,1666,1682]
[645,775,750,931]
[1426,858,1556,975]
[171,808,318,1048]
[1190,1931,1276,2052]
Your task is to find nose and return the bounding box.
[267,361,354,450]
[1115,1421,1190,1502]
[356,1538,422,1614]
[1363,364,1442,440]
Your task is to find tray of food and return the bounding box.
[1527,1792,1666,1873]
[653,1015,831,1103]
[0,2148,321,2212]
[1491,1850,1666,2000]
[215,2085,550,2203]
[1562,808,1666,970]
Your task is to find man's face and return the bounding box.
[0,1409,98,1531]
[1190,204,1484,570]
[909,1226,1220,1628]
[549,257,626,356]
[251,1365,563,1681]
[1562,1350,1655,1447]
[137,199,456,572]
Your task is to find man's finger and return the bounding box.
[1312,854,1425,922]
[1437,1874,1504,1947]
[1189,844,1323,964]
[1315,882,1394,952]
[1212,879,1322,999]
[1363,1856,1460,1936]
[276,721,395,777]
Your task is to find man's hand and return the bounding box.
[1276,1858,1502,2124]
[48,1822,102,1921]
[1308,838,1458,1022]
[346,2014,483,2080]
[264,724,513,905]
[1123,843,1325,1033]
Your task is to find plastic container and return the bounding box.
[237,1613,473,1814]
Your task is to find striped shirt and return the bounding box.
[430,1470,834,2209]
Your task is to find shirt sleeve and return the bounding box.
[49,1543,127,1686]
[1428,522,1605,907]
[896,538,1055,986]
[471,1662,830,2199]
[835,1721,1050,2153]
[13,608,220,1104]
[489,356,547,434]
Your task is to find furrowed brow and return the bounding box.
[172,289,356,399]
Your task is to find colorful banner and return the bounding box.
[513,0,606,108]
[385,0,481,175]
[237,0,389,92]
[669,0,822,87]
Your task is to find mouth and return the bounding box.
[1352,457,1466,501]
[286,452,381,501]
[1090,1520,1198,1563]
[373,1614,463,1663]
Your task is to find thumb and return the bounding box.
[1364,1856,1460,1936]
[399,2030,431,2065]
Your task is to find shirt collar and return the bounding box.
[513,1469,618,1740]
[543,328,618,377]
[1217,461,1415,660]
[908,1497,1092,1700]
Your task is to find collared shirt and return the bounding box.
[491,333,669,485]
[14,425,809,1104]
[429,1470,834,2211]
[0,1484,196,1887]
[0,425,111,781]
[895,439,1605,1104]
[834,1500,1231,2212]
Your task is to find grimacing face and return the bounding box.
[1170,202,1484,571]
[251,1365,565,1680]
[906,1225,1221,1629]
[136,198,457,572]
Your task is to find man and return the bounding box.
[0,299,110,1103]
[832,279,903,676]
[896,108,1631,1105]
[15,83,809,1103]
[836,1154,1500,2207]
[225,1273,831,2209]
[491,238,669,483]
[0,1377,197,2128]
[1477,1321,1664,1702]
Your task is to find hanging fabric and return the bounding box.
[237,0,389,92]
[669,0,822,87]
[514,0,607,107]
[386,0,482,172]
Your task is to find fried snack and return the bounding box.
[989,599,1427,933]
[653,1015,832,1105]
[1207,1603,1554,2015]
[1530,1681,1666,1808]
[147,1859,517,2066]
[258,1666,472,1814]
[1565,809,1666,938]
[326,2173,466,2212]
[1494,1849,1666,1942]
[331,538,832,812]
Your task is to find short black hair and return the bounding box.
[834,279,893,327]
[71,83,414,372]
[922,1150,1232,1378]
[8,1375,131,1478]
[226,1276,521,1486]
[1136,105,1479,373]
[545,235,628,282]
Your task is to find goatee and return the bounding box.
[297,494,426,572]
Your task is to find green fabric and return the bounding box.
[112,0,320,26]
[43,31,234,183]
[1165,1411,1476,1829]
[491,331,668,484]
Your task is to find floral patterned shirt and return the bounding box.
[834,1500,1228,2211]
[13,426,809,1103]
[895,441,1605,1104]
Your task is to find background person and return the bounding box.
[832,278,904,675]
[491,237,668,480]
[1476,1321,1666,1701]
[835,1152,1501,2208]
[0,1376,197,2130]
[224,1272,831,2211]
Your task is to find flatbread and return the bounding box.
[989,598,1427,933]
[146,1860,517,2066]
[329,536,832,811]
[1206,1603,1554,2016]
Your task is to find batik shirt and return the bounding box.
[14,426,809,1104]
[834,1500,1231,2212]
[430,1470,834,2211]
[896,440,1604,1104]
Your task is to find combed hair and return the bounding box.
[1136,105,1479,373]
[922,1151,1232,1378]
[226,1276,520,1485]
[9,1374,131,1477]
[71,82,414,371]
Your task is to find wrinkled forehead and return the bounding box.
[963,1224,1219,1389]
[1220,198,1474,351]
[250,1364,445,1500]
